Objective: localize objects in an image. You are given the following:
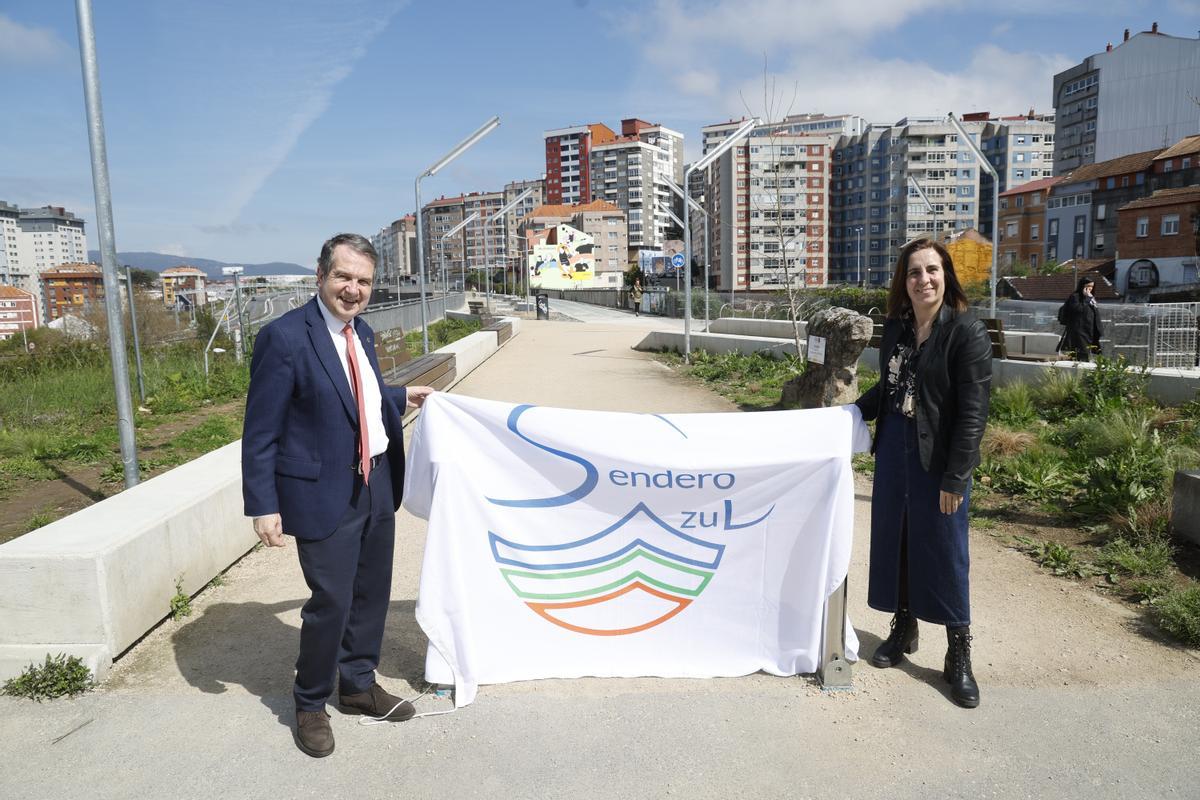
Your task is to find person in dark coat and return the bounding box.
[854,237,993,709]
[1059,276,1103,361]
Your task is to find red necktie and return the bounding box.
[342,323,371,485]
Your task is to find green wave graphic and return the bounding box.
[500,547,714,601]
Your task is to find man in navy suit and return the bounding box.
[242,233,433,757]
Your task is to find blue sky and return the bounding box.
[2,0,1197,267]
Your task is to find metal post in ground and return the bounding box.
[75,0,138,487]
[125,266,145,403]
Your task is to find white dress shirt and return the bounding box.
[316,297,389,457]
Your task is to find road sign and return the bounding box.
[670,253,685,269]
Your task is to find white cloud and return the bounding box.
[159,242,188,257]
[0,14,68,65]
[676,69,720,97]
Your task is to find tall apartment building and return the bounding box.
[702,114,866,156]
[372,215,418,284]
[832,117,990,285]
[588,118,684,254]
[421,195,466,283]
[1053,24,1200,174]
[708,132,833,292]
[502,178,545,245]
[463,191,505,274]
[0,201,20,287]
[978,113,1057,239]
[39,262,104,322]
[0,202,89,323]
[544,123,617,205]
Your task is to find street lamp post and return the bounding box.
[663,176,710,328]
[414,115,500,353]
[75,0,139,487]
[488,187,534,307]
[442,211,480,309]
[948,113,999,317]
[854,226,863,286]
[124,266,146,403]
[682,118,758,361]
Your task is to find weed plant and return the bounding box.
[404,317,481,357]
[1152,585,1200,646]
[170,576,192,620]
[1,653,93,701]
[1097,538,1173,578]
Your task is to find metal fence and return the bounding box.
[361,292,463,335]
[991,299,1199,368]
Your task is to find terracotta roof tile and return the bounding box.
[1000,270,1119,301]
[1118,186,1200,212]
[999,176,1061,198]
[0,285,34,299]
[1062,149,1161,184]
[1154,135,1200,161]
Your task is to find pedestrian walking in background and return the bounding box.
[854,238,993,709]
[1057,276,1103,361]
[630,278,643,316]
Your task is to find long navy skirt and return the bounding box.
[868,410,971,626]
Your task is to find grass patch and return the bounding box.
[1152,585,1200,646]
[1,653,93,701]
[1097,538,1173,578]
[24,509,57,532]
[659,350,802,410]
[404,317,482,357]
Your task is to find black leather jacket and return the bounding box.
[855,304,992,495]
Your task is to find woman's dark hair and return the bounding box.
[1076,276,1096,294]
[885,238,969,318]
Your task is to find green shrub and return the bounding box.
[1097,538,1173,578]
[1079,355,1149,412]
[992,448,1076,503]
[1,653,93,701]
[1152,585,1200,646]
[1031,369,1083,419]
[170,576,192,620]
[990,382,1038,427]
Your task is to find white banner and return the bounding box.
[404,394,867,706]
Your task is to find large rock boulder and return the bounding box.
[782,306,874,408]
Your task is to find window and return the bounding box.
[1162,214,1180,235]
[1136,217,1149,237]
[1030,253,1039,269]
[1031,224,1040,240]
[1163,160,1174,173]
[1075,216,1085,234]
[1094,233,1104,251]
[1005,222,1018,238]
[1016,196,1025,208]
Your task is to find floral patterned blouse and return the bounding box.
[885,316,922,418]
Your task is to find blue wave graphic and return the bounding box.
[489,502,726,571]
[486,404,599,508]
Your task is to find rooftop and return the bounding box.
[528,200,622,218]
[1061,148,1161,184]
[1154,134,1200,162]
[0,284,34,299]
[1119,186,1200,212]
[1000,270,1120,301]
[1000,176,1061,198]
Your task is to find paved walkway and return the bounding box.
[2,317,1198,799]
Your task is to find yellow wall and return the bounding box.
[945,239,993,286]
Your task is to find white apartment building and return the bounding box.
[371,214,418,284]
[1053,24,1200,173]
[590,119,684,253]
[0,202,89,323]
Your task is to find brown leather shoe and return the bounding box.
[338,682,415,722]
[295,710,334,758]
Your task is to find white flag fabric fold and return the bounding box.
[405,393,865,707]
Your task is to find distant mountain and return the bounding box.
[87,251,313,281]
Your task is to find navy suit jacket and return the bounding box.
[241,298,407,540]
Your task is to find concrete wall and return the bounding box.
[0,443,254,682]
[0,320,519,683]
[707,318,807,339]
[636,330,803,360]
[1171,471,1200,547]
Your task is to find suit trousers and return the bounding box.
[293,455,395,711]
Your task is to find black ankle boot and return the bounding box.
[870,610,918,668]
[943,626,980,708]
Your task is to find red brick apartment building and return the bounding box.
[997,176,1060,271]
[1115,186,1200,296]
[39,262,104,322]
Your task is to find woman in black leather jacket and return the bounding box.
[855,238,992,708]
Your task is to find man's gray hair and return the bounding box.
[317,233,378,278]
